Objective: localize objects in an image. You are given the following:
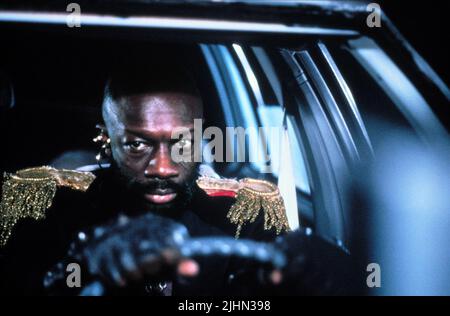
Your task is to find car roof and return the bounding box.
[0,0,370,28]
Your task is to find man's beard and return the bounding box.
[111,162,199,218]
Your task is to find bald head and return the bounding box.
[102,61,203,131]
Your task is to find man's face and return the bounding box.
[106,91,202,213]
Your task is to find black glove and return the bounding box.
[44,212,288,295]
[44,212,196,294]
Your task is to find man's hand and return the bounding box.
[45,213,199,292]
[76,213,198,287]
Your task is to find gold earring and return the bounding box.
[93,128,111,162]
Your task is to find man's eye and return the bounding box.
[126,141,148,152]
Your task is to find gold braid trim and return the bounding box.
[197,176,290,238]
[227,178,290,238]
[0,166,96,247]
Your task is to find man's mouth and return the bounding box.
[144,189,177,204]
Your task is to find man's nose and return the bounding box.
[145,144,179,179]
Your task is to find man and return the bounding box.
[0,57,352,295]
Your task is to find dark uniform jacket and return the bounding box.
[0,167,278,295]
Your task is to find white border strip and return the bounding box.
[0,11,358,35]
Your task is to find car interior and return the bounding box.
[0,30,317,229]
[1,1,449,297]
[1,22,447,252]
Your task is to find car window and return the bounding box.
[232,44,311,194]
[326,37,447,148]
[201,43,314,229]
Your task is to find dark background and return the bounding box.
[382,1,449,86]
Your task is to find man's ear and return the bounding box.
[96,123,110,138]
[96,123,107,133]
[94,123,111,157]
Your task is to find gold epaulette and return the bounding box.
[196,176,290,238]
[0,166,96,247]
